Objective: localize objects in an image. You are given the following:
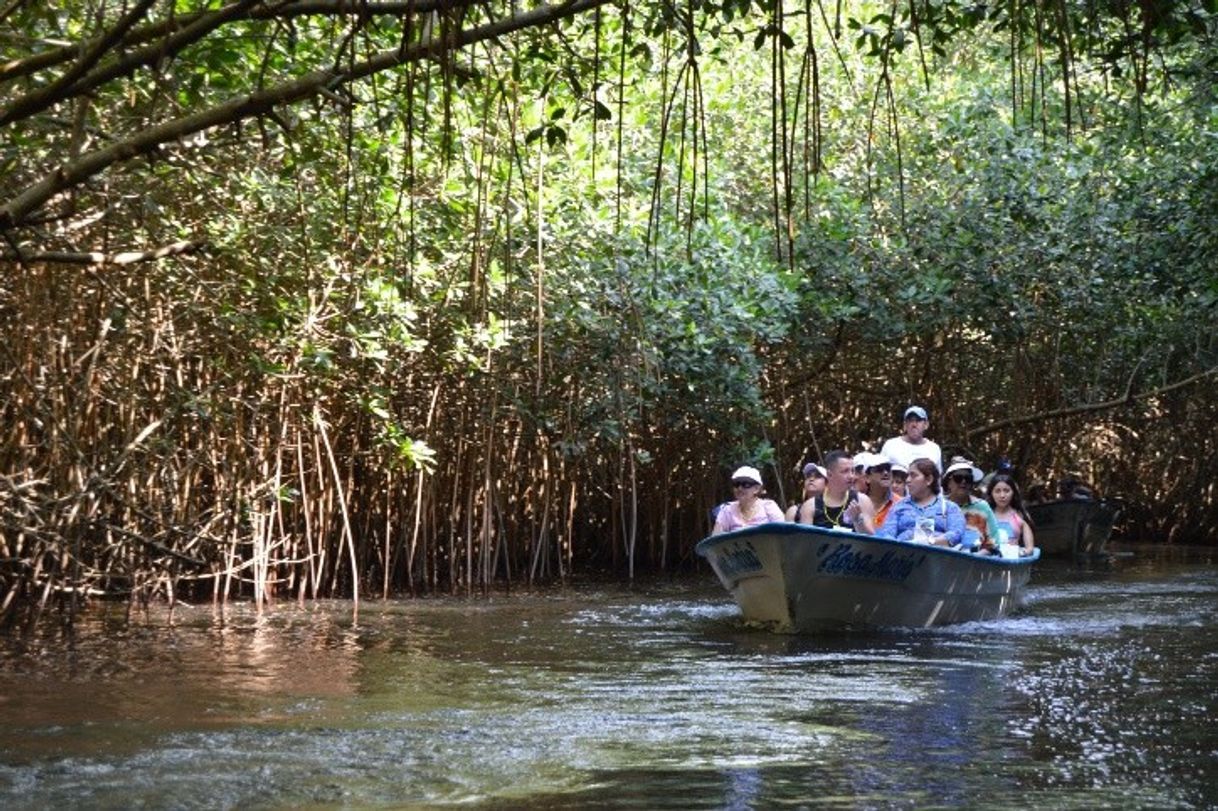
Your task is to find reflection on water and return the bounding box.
[1,544,1216,809]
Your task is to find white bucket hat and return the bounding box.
[944,457,983,483]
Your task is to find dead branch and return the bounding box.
[89,522,209,568]
[1,239,206,266]
[965,364,1218,440]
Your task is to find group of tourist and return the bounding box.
[712,405,1037,556]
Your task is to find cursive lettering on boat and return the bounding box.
[714,541,763,579]
[815,542,925,582]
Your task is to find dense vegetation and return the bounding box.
[2,0,1216,623]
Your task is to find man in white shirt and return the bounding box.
[879,405,943,473]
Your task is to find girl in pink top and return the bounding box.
[712,466,785,534]
[986,472,1036,556]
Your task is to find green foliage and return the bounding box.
[542,220,798,455]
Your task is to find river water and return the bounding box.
[1,544,1216,809]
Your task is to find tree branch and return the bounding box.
[0,0,611,231]
[965,365,1218,440]
[0,0,158,128]
[0,0,474,86]
[0,239,205,266]
[0,0,33,27]
[0,0,262,129]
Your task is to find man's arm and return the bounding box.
[850,493,877,535]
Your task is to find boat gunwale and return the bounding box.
[695,522,1041,566]
[1026,497,1116,513]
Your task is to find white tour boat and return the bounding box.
[696,523,1039,632]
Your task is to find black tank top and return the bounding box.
[812,491,859,530]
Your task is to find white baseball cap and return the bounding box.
[801,462,828,479]
[854,452,889,472]
[730,466,763,485]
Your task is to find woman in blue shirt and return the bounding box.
[876,458,965,545]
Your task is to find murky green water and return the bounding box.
[2,544,1216,809]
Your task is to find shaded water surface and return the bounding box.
[2,545,1216,809]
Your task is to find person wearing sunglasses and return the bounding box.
[943,457,1002,553]
[711,465,785,535]
[856,452,899,529]
[876,458,964,545]
[786,462,828,524]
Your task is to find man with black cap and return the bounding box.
[879,405,943,473]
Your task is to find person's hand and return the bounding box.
[843,501,860,523]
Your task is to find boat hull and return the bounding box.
[1027,499,1119,557]
[695,524,1038,632]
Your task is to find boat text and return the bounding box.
[714,541,763,579]
[816,542,925,582]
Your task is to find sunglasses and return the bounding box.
[869,464,892,474]
[732,480,758,489]
[948,474,974,485]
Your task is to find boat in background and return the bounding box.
[1027,498,1121,557]
[695,523,1039,632]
